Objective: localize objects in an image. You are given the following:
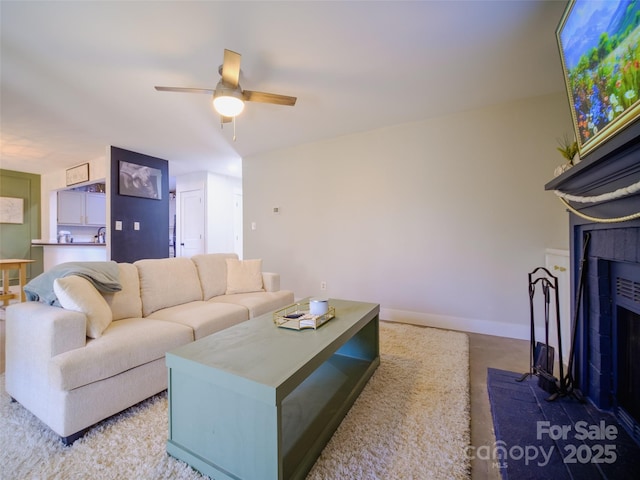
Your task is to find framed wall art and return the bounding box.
[118,160,162,200]
[0,196,24,224]
[557,0,640,157]
[66,163,90,186]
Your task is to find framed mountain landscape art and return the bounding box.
[557,0,640,157]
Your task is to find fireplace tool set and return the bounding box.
[517,266,565,399]
[518,233,590,402]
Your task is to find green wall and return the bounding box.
[0,169,43,283]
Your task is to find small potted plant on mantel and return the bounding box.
[554,134,579,177]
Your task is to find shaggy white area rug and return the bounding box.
[0,322,470,479]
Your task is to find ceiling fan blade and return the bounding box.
[155,86,215,95]
[221,49,241,88]
[243,90,297,106]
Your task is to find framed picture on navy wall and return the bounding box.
[118,160,162,200]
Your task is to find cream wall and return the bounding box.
[205,172,242,255]
[244,92,573,339]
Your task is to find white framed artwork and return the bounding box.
[0,196,24,224]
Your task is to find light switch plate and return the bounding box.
[134,222,140,231]
[115,221,123,231]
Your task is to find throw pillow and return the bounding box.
[54,275,113,339]
[192,253,239,300]
[225,258,264,295]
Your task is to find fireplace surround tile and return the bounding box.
[587,329,611,371]
[591,229,615,258]
[587,364,611,409]
[587,307,610,341]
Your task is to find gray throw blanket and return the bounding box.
[24,261,122,306]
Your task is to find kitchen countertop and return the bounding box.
[31,240,107,246]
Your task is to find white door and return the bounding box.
[233,193,243,258]
[179,189,204,257]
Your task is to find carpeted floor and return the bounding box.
[487,368,640,480]
[0,322,470,479]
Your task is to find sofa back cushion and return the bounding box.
[102,263,143,320]
[192,253,238,300]
[135,257,203,316]
[53,276,112,338]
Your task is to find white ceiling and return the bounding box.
[0,0,569,181]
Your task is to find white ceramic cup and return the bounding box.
[310,298,328,315]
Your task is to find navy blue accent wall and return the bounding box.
[110,147,169,263]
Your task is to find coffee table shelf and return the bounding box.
[165,299,380,480]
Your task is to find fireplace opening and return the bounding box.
[616,306,640,438]
[613,263,640,444]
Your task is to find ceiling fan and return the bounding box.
[155,49,297,125]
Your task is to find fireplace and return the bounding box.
[546,122,640,447]
[572,230,640,444]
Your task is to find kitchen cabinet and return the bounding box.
[85,192,106,225]
[58,191,106,226]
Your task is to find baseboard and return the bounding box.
[380,307,531,340]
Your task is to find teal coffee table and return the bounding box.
[165,298,380,480]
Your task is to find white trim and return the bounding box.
[380,307,531,340]
[545,248,569,258]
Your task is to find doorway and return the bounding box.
[178,189,204,257]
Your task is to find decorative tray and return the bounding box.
[273,302,336,330]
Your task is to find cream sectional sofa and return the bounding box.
[5,253,294,444]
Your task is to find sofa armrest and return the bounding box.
[262,272,280,292]
[6,302,87,367]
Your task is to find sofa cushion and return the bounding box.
[211,290,295,318]
[146,301,249,340]
[226,258,264,295]
[53,276,112,339]
[49,317,193,391]
[102,263,142,320]
[192,253,238,300]
[135,257,203,317]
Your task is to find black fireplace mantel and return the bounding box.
[545,120,640,220]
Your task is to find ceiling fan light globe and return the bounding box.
[213,94,245,117]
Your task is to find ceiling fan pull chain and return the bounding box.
[233,116,237,142]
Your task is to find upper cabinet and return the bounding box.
[57,190,83,225]
[58,190,106,226]
[85,192,107,225]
